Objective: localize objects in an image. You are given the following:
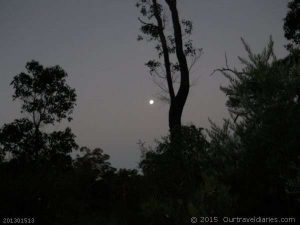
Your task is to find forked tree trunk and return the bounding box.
[166,0,190,140]
[151,0,190,140]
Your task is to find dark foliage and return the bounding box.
[284,0,300,50]
[211,38,300,216]
[11,60,76,124]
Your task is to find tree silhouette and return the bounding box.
[139,125,209,224]
[11,60,76,125]
[213,37,300,215]
[136,0,201,138]
[284,0,300,50]
[74,146,114,181]
[0,60,77,161]
[0,61,80,224]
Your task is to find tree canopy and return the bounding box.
[0,61,77,162]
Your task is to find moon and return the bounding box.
[149,99,154,105]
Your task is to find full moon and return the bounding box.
[149,99,154,105]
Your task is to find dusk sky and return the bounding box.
[0,0,289,168]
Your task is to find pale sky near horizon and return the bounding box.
[0,0,289,168]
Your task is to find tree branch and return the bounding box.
[152,0,175,100]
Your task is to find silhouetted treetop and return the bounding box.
[0,61,78,162]
[284,0,300,50]
[11,60,76,126]
[0,118,39,159]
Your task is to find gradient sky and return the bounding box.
[0,0,289,168]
